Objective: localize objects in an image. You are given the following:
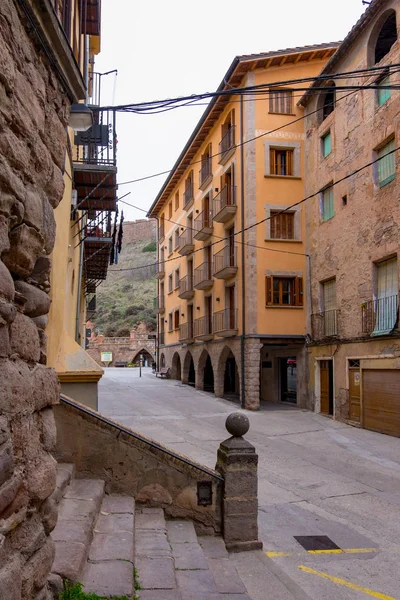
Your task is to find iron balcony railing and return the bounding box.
[178,276,194,296]
[183,184,194,208]
[154,295,165,311]
[159,331,165,346]
[213,308,238,333]
[213,185,236,218]
[74,108,117,167]
[194,262,212,287]
[194,315,213,338]
[179,322,194,342]
[213,246,237,275]
[194,209,213,233]
[361,294,399,334]
[199,158,212,187]
[219,126,235,163]
[178,229,193,249]
[311,310,339,339]
[158,223,165,241]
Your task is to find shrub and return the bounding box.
[142,240,156,252]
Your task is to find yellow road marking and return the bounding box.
[298,565,396,600]
[266,547,379,558]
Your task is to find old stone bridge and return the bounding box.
[87,324,156,367]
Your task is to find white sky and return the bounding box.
[94,0,366,221]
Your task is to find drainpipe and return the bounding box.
[240,95,246,409]
[155,216,160,371]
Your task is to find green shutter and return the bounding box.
[322,187,334,221]
[322,132,331,157]
[378,139,395,187]
[377,76,391,106]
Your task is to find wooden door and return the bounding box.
[349,367,361,422]
[320,360,333,415]
[363,369,400,437]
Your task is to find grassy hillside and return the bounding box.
[90,236,157,337]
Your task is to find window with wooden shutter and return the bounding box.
[377,139,396,187]
[168,313,173,331]
[270,211,295,239]
[266,276,303,306]
[269,90,293,114]
[174,310,180,330]
[270,149,294,176]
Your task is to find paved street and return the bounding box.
[99,368,400,600]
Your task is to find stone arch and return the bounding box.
[171,351,182,380]
[196,349,215,393]
[215,345,240,402]
[367,9,397,66]
[132,348,153,366]
[182,350,195,386]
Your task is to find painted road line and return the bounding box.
[266,547,379,558]
[298,565,396,600]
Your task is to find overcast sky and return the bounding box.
[94,0,366,222]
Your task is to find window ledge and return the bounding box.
[265,305,304,309]
[265,238,303,243]
[321,216,334,223]
[268,111,297,116]
[379,175,395,188]
[264,175,302,180]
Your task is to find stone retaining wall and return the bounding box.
[0,1,71,598]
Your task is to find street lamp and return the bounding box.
[139,353,143,378]
[69,103,93,132]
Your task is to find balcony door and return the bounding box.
[221,165,234,206]
[203,194,211,227]
[228,227,235,266]
[205,295,212,335]
[374,258,398,335]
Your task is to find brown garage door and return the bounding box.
[363,369,400,437]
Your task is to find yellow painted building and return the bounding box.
[148,44,338,410]
[46,0,118,408]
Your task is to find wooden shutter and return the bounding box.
[266,276,273,305]
[294,277,304,306]
[270,149,276,175]
[287,150,293,176]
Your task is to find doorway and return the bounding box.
[280,357,297,403]
[348,359,360,422]
[224,351,239,398]
[204,354,214,392]
[188,356,195,386]
[320,359,333,415]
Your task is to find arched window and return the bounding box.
[318,83,336,124]
[375,12,397,63]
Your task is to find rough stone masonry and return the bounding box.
[0,1,70,598]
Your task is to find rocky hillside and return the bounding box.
[90,220,157,336]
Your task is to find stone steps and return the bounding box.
[135,507,251,600]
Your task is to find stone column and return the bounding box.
[216,413,262,552]
[243,338,262,410]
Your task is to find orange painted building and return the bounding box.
[148,44,338,409]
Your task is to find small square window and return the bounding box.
[342,195,348,206]
[377,75,391,107]
[270,211,294,239]
[322,186,334,221]
[377,139,396,187]
[322,131,331,157]
[269,90,292,114]
[270,148,293,176]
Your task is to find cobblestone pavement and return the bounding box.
[99,368,400,600]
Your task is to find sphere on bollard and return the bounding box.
[225,412,250,437]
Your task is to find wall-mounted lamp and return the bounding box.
[164,320,167,323]
[69,103,93,132]
[214,187,219,193]
[196,306,200,310]
[216,297,220,302]
[195,209,199,214]
[181,313,185,317]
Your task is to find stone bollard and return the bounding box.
[216,412,262,552]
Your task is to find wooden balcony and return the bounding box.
[194,209,213,241]
[213,308,238,337]
[178,230,194,256]
[194,315,213,341]
[361,295,399,335]
[178,276,194,300]
[199,159,212,190]
[213,246,237,280]
[84,228,113,281]
[179,322,194,344]
[155,261,165,279]
[194,262,213,290]
[218,126,236,164]
[213,185,237,223]
[154,295,165,314]
[311,310,339,340]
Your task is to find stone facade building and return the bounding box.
[87,322,156,368]
[0,0,103,597]
[301,0,400,435]
[148,44,338,410]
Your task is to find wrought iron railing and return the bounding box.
[194,262,212,287]
[213,246,237,275]
[179,322,194,342]
[178,229,193,250]
[311,310,339,339]
[219,126,235,163]
[183,184,194,208]
[194,209,213,233]
[158,223,165,241]
[213,185,236,218]
[199,158,212,186]
[179,276,194,296]
[213,309,238,333]
[361,295,399,334]
[74,109,117,167]
[154,295,165,311]
[194,315,213,337]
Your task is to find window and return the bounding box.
[377,75,391,106]
[168,236,173,254]
[270,211,294,239]
[319,83,336,124]
[168,313,173,331]
[168,202,172,219]
[184,172,194,208]
[270,148,293,176]
[168,274,173,293]
[323,279,337,336]
[269,90,292,114]
[342,195,348,207]
[174,229,179,249]
[373,257,398,335]
[375,12,397,64]
[200,144,212,187]
[322,186,334,221]
[174,310,180,330]
[377,139,396,187]
[174,268,180,289]
[266,276,303,306]
[321,131,332,157]
[175,192,179,211]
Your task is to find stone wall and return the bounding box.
[0,1,72,598]
[122,218,156,245]
[87,322,156,366]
